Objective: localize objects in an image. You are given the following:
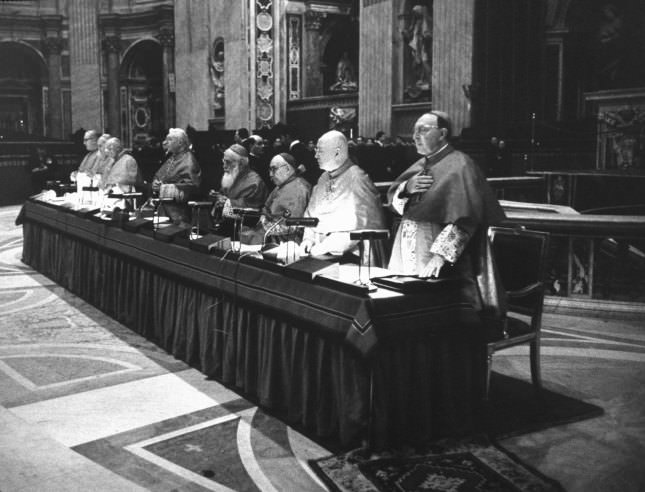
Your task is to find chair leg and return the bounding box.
[484,352,493,401]
[530,339,542,390]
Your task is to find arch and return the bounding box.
[0,40,47,82]
[0,40,48,136]
[117,38,164,148]
[119,38,163,82]
[119,36,161,67]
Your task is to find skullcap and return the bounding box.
[228,143,248,158]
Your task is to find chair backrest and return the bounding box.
[488,226,550,316]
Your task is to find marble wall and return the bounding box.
[174,0,252,132]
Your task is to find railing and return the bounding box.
[502,201,645,316]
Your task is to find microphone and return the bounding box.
[231,208,262,218]
[187,201,214,208]
[107,192,143,199]
[284,217,319,227]
[262,210,291,251]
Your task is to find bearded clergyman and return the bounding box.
[209,143,268,217]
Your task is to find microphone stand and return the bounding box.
[188,201,214,240]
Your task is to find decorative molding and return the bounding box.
[304,10,325,30]
[157,27,174,48]
[287,14,301,100]
[255,0,275,127]
[42,36,64,55]
[102,35,121,54]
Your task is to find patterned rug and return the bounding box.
[310,435,565,492]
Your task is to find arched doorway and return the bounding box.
[0,42,47,137]
[119,40,163,148]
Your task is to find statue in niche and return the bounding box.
[329,51,358,92]
[209,40,225,116]
[402,1,432,98]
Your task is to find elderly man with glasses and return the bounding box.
[70,129,100,182]
[387,111,506,321]
[299,130,386,264]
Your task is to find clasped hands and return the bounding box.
[208,189,228,205]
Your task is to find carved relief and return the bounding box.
[255,0,274,127]
[287,14,301,100]
[209,38,225,117]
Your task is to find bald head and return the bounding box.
[315,130,348,172]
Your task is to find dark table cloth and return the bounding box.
[20,199,484,449]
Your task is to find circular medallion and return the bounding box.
[256,11,273,31]
[257,101,273,121]
[134,107,150,128]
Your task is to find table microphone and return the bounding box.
[187,201,214,208]
[284,217,319,227]
[262,210,291,251]
[231,208,262,218]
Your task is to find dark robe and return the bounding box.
[223,167,268,209]
[152,150,202,224]
[387,145,507,320]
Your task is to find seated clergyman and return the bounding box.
[244,152,311,245]
[151,128,202,225]
[70,130,100,182]
[209,143,268,216]
[299,130,386,265]
[103,137,142,192]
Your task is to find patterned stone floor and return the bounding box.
[1,204,644,491]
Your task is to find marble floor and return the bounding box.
[1,204,644,491]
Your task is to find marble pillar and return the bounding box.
[158,28,175,129]
[303,11,324,97]
[174,0,211,130]
[359,1,394,137]
[432,0,475,135]
[102,36,121,137]
[67,1,102,133]
[43,37,64,139]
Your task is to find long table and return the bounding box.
[20,199,484,450]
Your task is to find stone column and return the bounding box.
[432,0,475,134]
[102,35,121,137]
[43,36,64,139]
[303,11,325,97]
[67,1,102,133]
[158,28,175,129]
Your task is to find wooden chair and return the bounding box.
[484,226,550,400]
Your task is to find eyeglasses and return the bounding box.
[413,125,439,135]
[269,164,288,174]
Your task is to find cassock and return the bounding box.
[223,168,268,209]
[103,152,142,191]
[77,150,99,176]
[152,151,202,224]
[387,144,506,319]
[303,159,386,265]
[248,175,311,244]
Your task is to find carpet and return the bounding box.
[309,435,565,492]
[484,372,604,439]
